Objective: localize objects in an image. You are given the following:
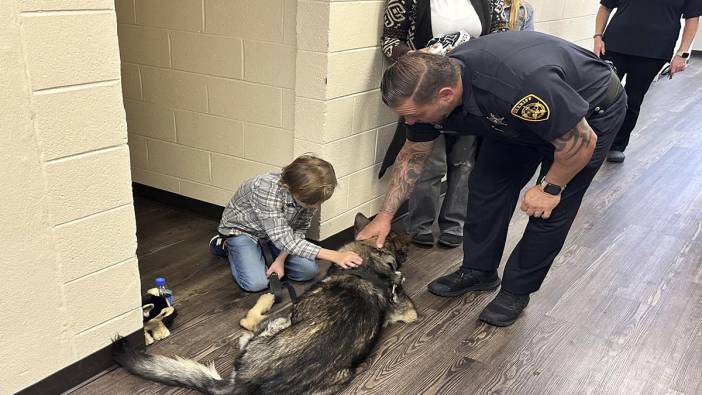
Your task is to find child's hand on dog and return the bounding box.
[266,259,285,279]
[333,251,363,269]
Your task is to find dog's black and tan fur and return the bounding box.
[113,213,417,394]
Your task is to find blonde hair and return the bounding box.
[281,154,337,205]
[508,0,521,31]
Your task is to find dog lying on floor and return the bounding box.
[113,213,418,394]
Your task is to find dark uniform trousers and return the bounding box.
[461,89,628,294]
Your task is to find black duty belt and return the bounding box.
[589,71,622,118]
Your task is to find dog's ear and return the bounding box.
[354,212,371,235]
[142,303,155,318]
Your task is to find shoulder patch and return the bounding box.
[511,94,550,122]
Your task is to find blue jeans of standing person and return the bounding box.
[225,235,319,292]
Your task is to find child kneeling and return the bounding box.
[209,155,362,292]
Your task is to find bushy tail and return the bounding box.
[112,337,235,395]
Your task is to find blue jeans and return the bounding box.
[225,235,319,292]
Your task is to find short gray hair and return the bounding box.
[381,52,460,108]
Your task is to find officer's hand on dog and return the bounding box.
[520,186,561,219]
[356,212,393,248]
[333,251,363,269]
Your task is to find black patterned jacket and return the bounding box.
[382,0,509,60]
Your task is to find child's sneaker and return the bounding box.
[209,235,227,258]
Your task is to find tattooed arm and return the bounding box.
[357,139,434,246]
[544,118,597,187]
[520,118,597,219]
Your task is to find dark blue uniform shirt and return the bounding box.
[406,31,615,145]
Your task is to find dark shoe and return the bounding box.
[437,233,463,248]
[607,150,625,163]
[479,289,530,327]
[428,268,500,297]
[412,233,435,246]
[209,235,227,258]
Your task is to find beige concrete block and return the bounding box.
[175,110,244,156]
[18,0,113,11]
[243,124,293,167]
[323,129,377,177]
[537,16,593,42]
[141,66,208,112]
[295,50,328,100]
[21,12,120,91]
[56,205,137,282]
[180,180,233,206]
[294,138,323,158]
[124,99,176,141]
[320,176,349,219]
[135,0,203,31]
[171,32,243,79]
[211,154,277,190]
[147,139,210,183]
[353,89,397,133]
[529,0,564,22]
[34,82,127,161]
[328,1,383,52]
[75,307,143,359]
[131,167,180,193]
[206,0,284,42]
[66,258,141,334]
[128,133,149,168]
[46,146,133,225]
[375,123,396,164]
[117,24,170,68]
[244,41,296,89]
[283,0,297,46]
[327,48,383,99]
[282,89,295,130]
[319,203,371,239]
[347,164,390,208]
[368,194,386,216]
[115,0,136,23]
[294,96,355,143]
[297,1,330,52]
[564,0,599,18]
[208,78,282,127]
[121,63,142,100]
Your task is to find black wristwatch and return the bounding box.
[539,178,564,196]
[676,50,690,59]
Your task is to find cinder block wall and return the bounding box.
[119,0,599,240]
[0,1,141,393]
[117,0,297,207]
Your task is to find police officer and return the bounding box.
[356,31,627,327]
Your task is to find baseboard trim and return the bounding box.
[16,329,144,395]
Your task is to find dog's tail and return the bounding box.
[112,337,235,395]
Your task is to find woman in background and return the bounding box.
[504,0,534,31]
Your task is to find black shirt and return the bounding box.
[406,31,614,146]
[601,0,702,60]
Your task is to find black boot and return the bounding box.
[427,268,500,297]
[479,289,530,327]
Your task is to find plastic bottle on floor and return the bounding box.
[155,277,174,307]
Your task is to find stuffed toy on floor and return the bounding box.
[142,288,177,345]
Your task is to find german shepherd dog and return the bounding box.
[113,213,418,394]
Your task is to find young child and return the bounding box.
[209,155,363,292]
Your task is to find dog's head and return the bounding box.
[353,213,412,270]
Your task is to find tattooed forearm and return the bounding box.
[380,140,433,215]
[552,118,594,159]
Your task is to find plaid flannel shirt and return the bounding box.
[218,173,320,260]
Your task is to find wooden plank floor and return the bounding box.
[71,63,702,395]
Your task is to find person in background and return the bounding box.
[594,0,702,163]
[378,0,509,248]
[504,0,534,32]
